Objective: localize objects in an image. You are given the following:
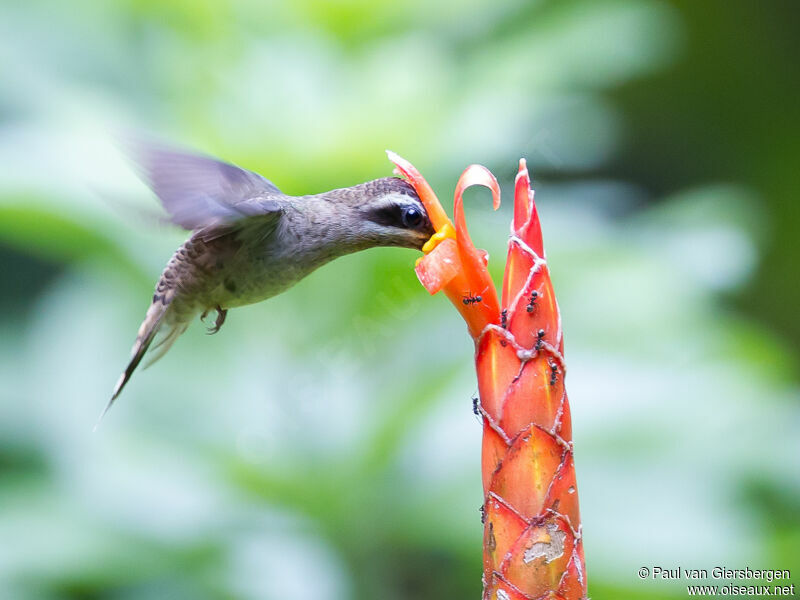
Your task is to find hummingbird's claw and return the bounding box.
[206,306,227,335]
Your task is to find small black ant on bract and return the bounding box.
[549,361,559,386]
[472,395,479,416]
[526,290,540,313]
[535,329,545,350]
[500,309,508,329]
[479,504,486,524]
[462,293,482,306]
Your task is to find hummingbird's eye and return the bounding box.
[402,206,423,228]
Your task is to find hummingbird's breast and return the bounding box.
[209,254,302,309]
[174,234,317,315]
[161,202,347,322]
[208,208,347,309]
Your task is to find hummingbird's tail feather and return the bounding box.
[97,301,171,427]
[143,323,188,369]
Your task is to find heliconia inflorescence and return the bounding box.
[388,152,587,600]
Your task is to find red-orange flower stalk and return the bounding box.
[389,152,587,600]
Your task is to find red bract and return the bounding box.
[389,152,587,600]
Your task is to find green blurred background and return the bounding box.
[1,0,798,598]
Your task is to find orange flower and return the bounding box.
[389,152,587,600]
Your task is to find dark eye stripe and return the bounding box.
[366,199,428,230]
[366,205,406,228]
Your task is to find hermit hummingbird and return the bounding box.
[103,142,433,419]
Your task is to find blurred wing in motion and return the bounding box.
[127,140,284,232]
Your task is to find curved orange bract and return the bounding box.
[386,150,451,231]
[388,151,502,339]
[452,164,502,336]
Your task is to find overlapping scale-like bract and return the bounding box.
[388,153,587,600]
[479,160,584,600]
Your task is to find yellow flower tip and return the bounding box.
[421,222,456,254]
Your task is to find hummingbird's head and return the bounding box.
[353,177,435,250]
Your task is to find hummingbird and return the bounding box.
[103,142,433,419]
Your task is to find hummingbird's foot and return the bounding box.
[206,306,227,334]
